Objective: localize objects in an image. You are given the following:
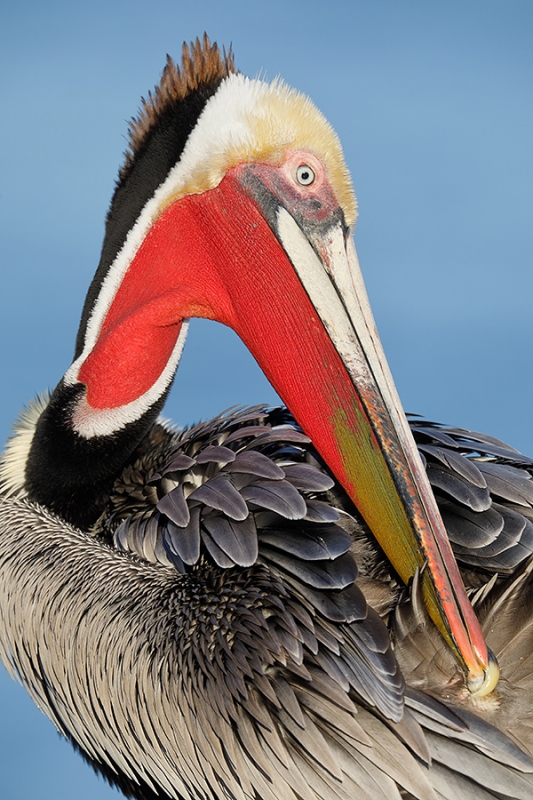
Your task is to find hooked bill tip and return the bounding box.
[467,649,500,697]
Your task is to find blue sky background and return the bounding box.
[0,1,532,797]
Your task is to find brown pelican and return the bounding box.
[1,36,532,799]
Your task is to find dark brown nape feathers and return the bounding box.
[119,34,235,183]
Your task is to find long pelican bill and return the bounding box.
[294,221,500,698]
[74,159,498,696]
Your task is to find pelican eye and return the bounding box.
[296,164,315,186]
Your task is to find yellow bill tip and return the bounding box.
[467,649,500,697]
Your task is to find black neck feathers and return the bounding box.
[26,38,235,529]
[25,382,169,529]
